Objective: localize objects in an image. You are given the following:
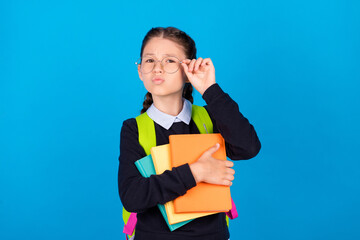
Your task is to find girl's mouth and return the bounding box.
[152,78,164,84]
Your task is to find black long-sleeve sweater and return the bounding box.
[118,83,261,240]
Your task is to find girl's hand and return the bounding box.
[189,143,235,186]
[181,58,216,96]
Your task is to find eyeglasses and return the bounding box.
[135,56,183,74]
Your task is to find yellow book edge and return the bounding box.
[151,144,219,224]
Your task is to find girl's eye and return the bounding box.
[165,58,176,63]
[145,59,154,63]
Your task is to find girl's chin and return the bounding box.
[150,89,183,98]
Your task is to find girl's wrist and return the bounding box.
[200,83,216,96]
[189,162,203,183]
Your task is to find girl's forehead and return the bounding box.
[143,37,185,58]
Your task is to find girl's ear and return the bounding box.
[137,64,143,81]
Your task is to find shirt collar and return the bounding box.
[146,98,192,130]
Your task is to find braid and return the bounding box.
[140,92,153,114]
[183,83,194,104]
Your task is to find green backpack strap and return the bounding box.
[191,105,213,134]
[136,112,156,155]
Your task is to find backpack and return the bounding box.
[122,105,238,239]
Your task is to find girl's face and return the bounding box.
[138,37,189,98]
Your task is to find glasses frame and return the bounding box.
[135,56,183,74]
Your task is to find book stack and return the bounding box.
[134,133,232,231]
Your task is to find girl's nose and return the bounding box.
[153,61,163,73]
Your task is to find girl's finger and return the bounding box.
[181,62,195,83]
[201,58,213,67]
[224,160,234,168]
[181,62,189,72]
[204,143,220,157]
[194,57,203,72]
[181,59,191,65]
[223,179,232,186]
[188,59,197,72]
[225,174,235,181]
[228,168,235,175]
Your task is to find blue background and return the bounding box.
[1,0,359,239]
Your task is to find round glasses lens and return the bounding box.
[162,57,181,74]
[140,57,155,74]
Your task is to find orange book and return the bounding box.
[169,133,232,213]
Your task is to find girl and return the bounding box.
[118,27,261,240]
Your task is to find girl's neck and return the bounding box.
[152,94,184,116]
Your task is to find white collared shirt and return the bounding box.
[146,98,192,130]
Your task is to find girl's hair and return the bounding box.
[139,27,197,114]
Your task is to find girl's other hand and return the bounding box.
[181,58,216,96]
[189,143,235,186]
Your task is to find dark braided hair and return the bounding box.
[139,27,197,114]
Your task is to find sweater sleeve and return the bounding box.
[118,118,197,213]
[203,83,261,160]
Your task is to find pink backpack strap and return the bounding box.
[123,212,137,236]
[225,198,238,219]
